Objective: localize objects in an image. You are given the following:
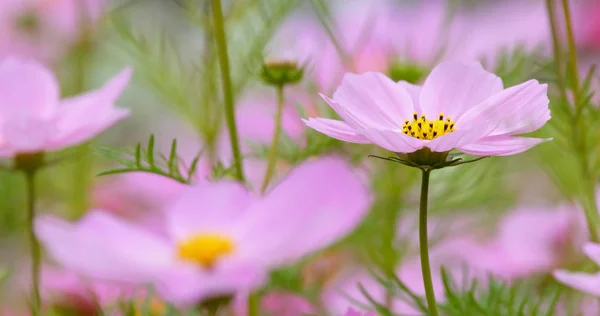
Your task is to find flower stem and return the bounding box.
[25,170,41,315]
[248,293,260,316]
[545,0,569,104]
[560,0,600,242]
[260,85,285,193]
[210,0,245,182]
[419,169,438,316]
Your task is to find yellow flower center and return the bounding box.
[177,234,235,268]
[401,112,456,140]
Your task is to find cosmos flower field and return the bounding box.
[1,0,600,315]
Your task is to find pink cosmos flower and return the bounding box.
[0,58,131,156]
[554,243,600,296]
[35,157,370,304]
[305,61,550,156]
[0,0,105,63]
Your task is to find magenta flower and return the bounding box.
[305,61,550,156]
[554,243,600,296]
[0,58,131,156]
[35,157,370,304]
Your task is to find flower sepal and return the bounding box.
[370,148,488,171]
[14,152,45,173]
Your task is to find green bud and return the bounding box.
[388,62,428,84]
[260,60,304,87]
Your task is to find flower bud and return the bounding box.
[260,59,304,87]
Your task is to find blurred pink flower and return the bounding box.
[455,1,550,62]
[342,307,375,316]
[0,0,105,63]
[572,0,600,51]
[554,243,600,296]
[0,58,131,156]
[305,61,550,156]
[234,291,315,316]
[35,157,371,304]
[456,206,584,280]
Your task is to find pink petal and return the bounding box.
[1,116,56,154]
[583,243,600,265]
[331,72,416,129]
[553,270,600,296]
[50,67,132,148]
[303,118,370,143]
[361,128,425,153]
[458,135,548,156]
[419,61,503,120]
[458,80,549,136]
[166,181,255,240]
[155,260,267,304]
[397,81,422,113]
[233,157,370,266]
[0,58,59,119]
[35,210,174,283]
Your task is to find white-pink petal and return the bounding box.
[167,181,255,240]
[303,118,370,143]
[458,136,549,156]
[554,270,600,297]
[419,61,503,120]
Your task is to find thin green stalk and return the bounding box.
[560,0,600,241]
[248,293,260,316]
[260,85,285,193]
[561,0,580,98]
[25,170,41,315]
[210,0,245,182]
[419,170,438,316]
[545,0,570,107]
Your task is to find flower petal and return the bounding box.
[458,135,549,156]
[583,243,600,265]
[331,72,415,129]
[397,81,422,113]
[0,58,59,119]
[155,260,267,304]
[553,270,600,296]
[35,211,174,283]
[361,128,425,153]
[419,61,503,120]
[457,80,549,136]
[233,157,370,266]
[50,67,132,148]
[166,181,255,240]
[303,118,370,143]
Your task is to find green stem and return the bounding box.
[248,293,260,316]
[561,0,580,99]
[419,170,438,316]
[210,0,245,182]
[25,170,41,315]
[560,0,600,241]
[260,85,285,193]
[545,0,570,107]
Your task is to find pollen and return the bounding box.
[401,112,456,140]
[177,234,235,268]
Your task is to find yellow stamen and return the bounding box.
[177,234,235,268]
[401,112,456,140]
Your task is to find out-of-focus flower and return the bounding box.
[456,207,584,280]
[342,307,376,316]
[455,1,550,62]
[260,60,304,87]
[234,291,315,316]
[35,157,370,304]
[0,0,105,63]
[573,0,600,51]
[554,243,600,296]
[0,58,131,156]
[305,61,550,158]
